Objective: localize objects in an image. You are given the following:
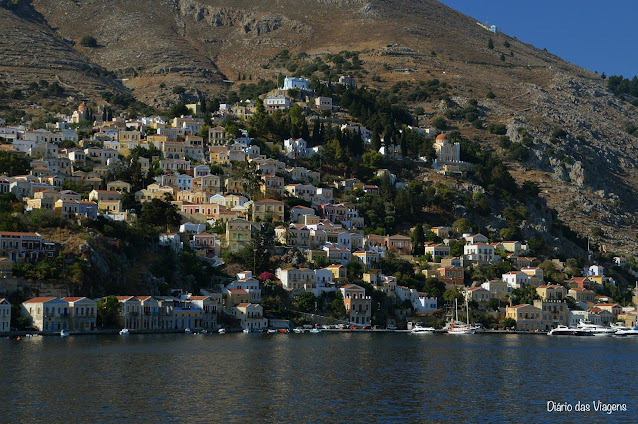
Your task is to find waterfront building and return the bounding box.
[505,304,542,331]
[340,284,372,326]
[233,303,268,331]
[61,297,97,331]
[21,297,69,333]
[0,298,10,332]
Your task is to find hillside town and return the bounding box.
[1,76,637,335]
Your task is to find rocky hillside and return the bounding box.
[2,0,638,254]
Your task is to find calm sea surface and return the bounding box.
[1,332,637,423]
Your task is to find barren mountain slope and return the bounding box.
[2,0,638,254]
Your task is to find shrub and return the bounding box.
[487,123,507,135]
[486,91,495,99]
[80,36,97,48]
[431,116,447,130]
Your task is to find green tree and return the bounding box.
[452,218,472,234]
[330,297,346,319]
[97,295,120,329]
[296,292,316,313]
[431,116,447,130]
[502,317,516,329]
[140,197,181,230]
[0,152,30,176]
[80,35,97,47]
[411,223,425,255]
[444,288,464,302]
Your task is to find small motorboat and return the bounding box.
[278,329,289,333]
[293,327,305,334]
[60,329,70,337]
[119,329,129,335]
[411,325,436,334]
[200,329,208,334]
[184,328,192,334]
[218,328,226,334]
[267,329,278,334]
[309,328,321,333]
[242,328,250,333]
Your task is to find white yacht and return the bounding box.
[576,320,616,336]
[615,326,638,336]
[548,325,592,336]
[411,323,436,334]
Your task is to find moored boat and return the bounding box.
[119,329,129,335]
[576,320,616,336]
[218,328,226,334]
[60,329,69,337]
[411,324,435,334]
[447,323,475,335]
[309,328,321,333]
[615,326,638,336]
[548,325,592,336]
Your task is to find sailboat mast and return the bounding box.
[455,298,458,323]
[466,296,470,325]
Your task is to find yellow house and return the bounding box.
[209,146,230,165]
[253,199,284,222]
[505,304,542,331]
[226,219,253,252]
[326,264,347,280]
[107,180,132,193]
[223,289,251,312]
[225,178,247,194]
[306,249,328,263]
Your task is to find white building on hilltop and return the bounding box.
[282,77,310,91]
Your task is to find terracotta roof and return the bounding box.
[188,296,210,301]
[228,289,248,294]
[61,297,86,302]
[0,231,40,237]
[116,296,138,301]
[23,297,58,303]
[436,134,448,140]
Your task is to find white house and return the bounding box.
[584,265,604,277]
[176,174,193,191]
[159,234,183,251]
[282,77,310,91]
[0,298,10,333]
[265,95,290,110]
[464,243,497,263]
[275,267,315,291]
[502,271,530,289]
[283,138,313,159]
[395,286,438,314]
